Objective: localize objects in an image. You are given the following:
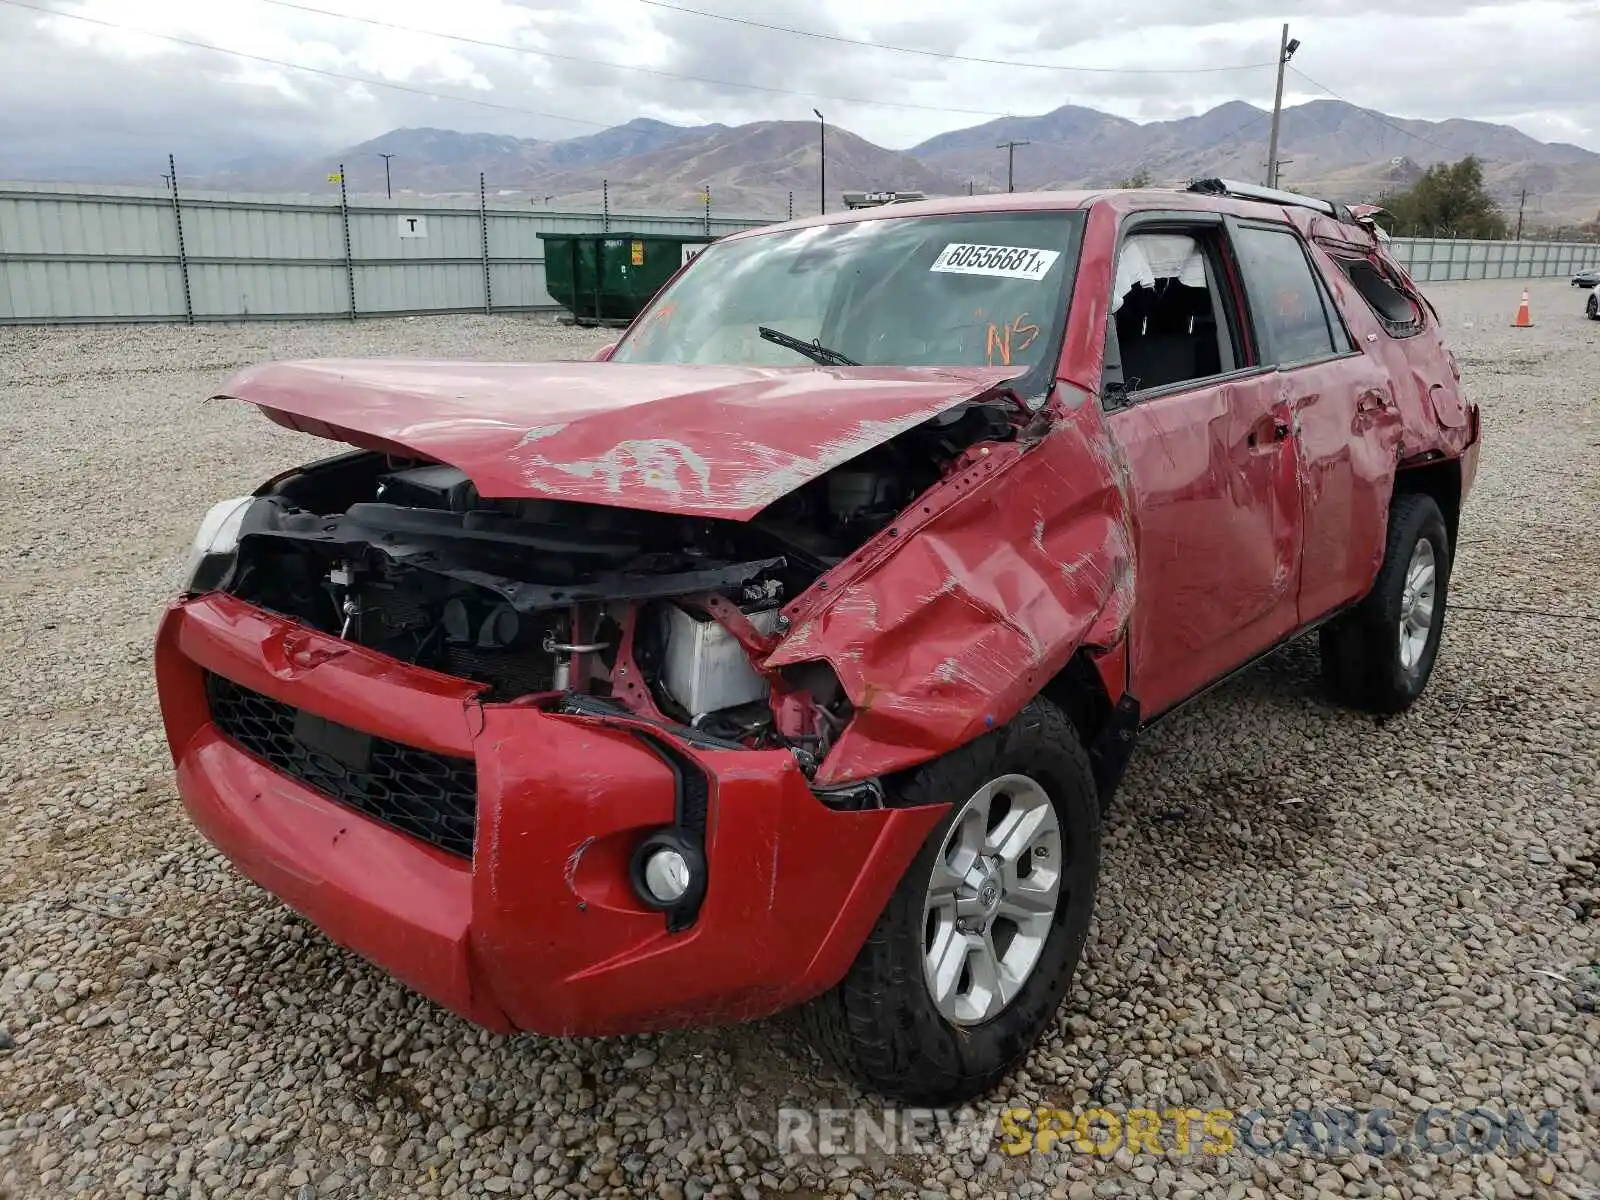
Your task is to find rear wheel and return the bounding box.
[1320,492,1451,713]
[1587,293,1598,320]
[802,700,1100,1105]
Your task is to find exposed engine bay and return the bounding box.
[222,400,1016,768]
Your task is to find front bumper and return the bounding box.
[156,593,945,1036]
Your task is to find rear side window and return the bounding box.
[1232,225,1345,365]
[1332,255,1425,337]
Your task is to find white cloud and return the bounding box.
[2,0,1598,178]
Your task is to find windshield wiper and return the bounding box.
[758,325,858,367]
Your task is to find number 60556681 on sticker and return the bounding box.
[930,243,1061,280]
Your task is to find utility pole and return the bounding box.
[379,152,395,199]
[997,140,1030,193]
[1265,25,1300,189]
[1514,188,1527,241]
[813,109,826,215]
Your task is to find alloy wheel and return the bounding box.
[921,774,1063,1025]
[1398,537,1437,672]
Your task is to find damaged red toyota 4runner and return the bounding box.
[156,181,1480,1104]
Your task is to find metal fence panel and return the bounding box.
[187,262,347,321]
[356,262,484,315]
[0,192,174,256]
[182,202,343,261]
[0,256,186,322]
[0,182,779,324]
[1387,236,1600,282]
[349,208,483,261]
[487,262,551,311]
[10,182,1600,323]
[485,212,545,262]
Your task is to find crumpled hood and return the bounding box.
[217,359,1025,520]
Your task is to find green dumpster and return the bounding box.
[539,232,713,326]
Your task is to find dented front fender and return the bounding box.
[768,404,1136,785]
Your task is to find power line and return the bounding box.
[1137,101,1270,180]
[0,0,611,128]
[1288,66,1460,155]
[633,0,1277,75]
[252,0,1025,119]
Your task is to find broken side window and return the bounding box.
[1331,254,1426,338]
[1106,231,1236,395]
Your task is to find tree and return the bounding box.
[1118,167,1154,189]
[1377,156,1508,239]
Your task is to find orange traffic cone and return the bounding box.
[1512,289,1533,327]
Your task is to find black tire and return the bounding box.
[801,699,1101,1105]
[1320,492,1451,713]
[1587,295,1598,321]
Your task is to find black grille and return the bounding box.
[205,673,477,859]
[351,586,557,701]
[441,644,555,700]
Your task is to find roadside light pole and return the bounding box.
[997,139,1030,193]
[813,109,825,215]
[1265,25,1300,189]
[378,152,394,199]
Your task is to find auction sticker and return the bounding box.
[931,243,1060,280]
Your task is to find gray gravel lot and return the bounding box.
[1,281,1597,1200]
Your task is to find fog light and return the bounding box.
[641,848,691,904]
[629,829,707,919]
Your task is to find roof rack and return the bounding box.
[842,190,928,210]
[1187,178,1355,224]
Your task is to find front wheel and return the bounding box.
[1587,294,1598,320]
[1320,492,1451,713]
[802,700,1101,1105]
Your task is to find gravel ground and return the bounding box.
[1,281,1596,1200]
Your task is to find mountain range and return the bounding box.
[128,103,1600,228]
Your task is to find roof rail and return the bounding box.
[1187,178,1356,224]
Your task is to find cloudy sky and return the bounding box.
[3,0,1599,178]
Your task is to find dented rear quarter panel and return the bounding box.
[1296,214,1478,470]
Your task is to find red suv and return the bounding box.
[157,182,1479,1104]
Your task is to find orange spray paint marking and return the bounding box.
[986,313,1039,367]
[633,301,677,349]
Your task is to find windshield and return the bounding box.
[611,210,1086,399]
